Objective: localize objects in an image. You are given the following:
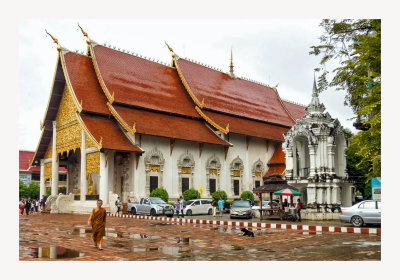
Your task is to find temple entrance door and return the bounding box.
[209,179,216,194]
[150,176,158,193]
[255,180,261,188]
[234,180,239,195]
[182,177,189,193]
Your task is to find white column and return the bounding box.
[80,130,87,202]
[40,159,45,199]
[308,145,316,178]
[50,246,57,259]
[51,121,59,196]
[326,186,332,206]
[284,146,293,179]
[99,151,109,203]
[306,185,316,205]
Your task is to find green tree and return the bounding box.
[310,19,381,182]
[150,188,169,203]
[211,190,227,201]
[183,189,200,201]
[240,191,255,202]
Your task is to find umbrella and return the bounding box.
[274,188,301,196]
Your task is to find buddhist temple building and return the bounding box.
[29,26,351,217]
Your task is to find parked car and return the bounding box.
[340,200,381,227]
[127,197,174,217]
[252,200,279,211]
[230,199,253,219]
[183,199,213,216]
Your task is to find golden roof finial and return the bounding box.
[165,41,175,57]
[78,23,91,45]
[45,29,61,51]
[229,47,235,78]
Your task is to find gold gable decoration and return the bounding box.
[255,172,262,177]
[233,170,241,177]
[44,137,53,159]
[182,167,191,174]
[209,169,218,175]
[86,152,100,178]
[44,162,52,181]
[149,165,160,172]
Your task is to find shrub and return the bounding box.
[183,189,200,201]
[240,191,255,202]
[211,190,227,201]
[150,188,169,203]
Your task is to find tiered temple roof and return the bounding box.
[31,27,306,169]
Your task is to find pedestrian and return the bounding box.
[283,198,289,208]
[115,196,121,214]
[218,197,224,217]
[35,199,39,214]
[179,196,185,218]
[211,197,218,217]
[31,200,36,215]
[19,199,25,215]
[174,199,181,218]
[42,195,47,211]
[25,198,31,215]
[88,199,107,250]
[296,198,302,222]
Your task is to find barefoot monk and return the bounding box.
[88,199,107,250]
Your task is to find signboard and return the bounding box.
[371,177,381,201]
[19,174,32,185]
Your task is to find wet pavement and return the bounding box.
[19,214,381,261]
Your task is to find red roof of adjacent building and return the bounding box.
[114,106,230,146]
[263,146,286,178]
[204,111,288,141]
[175,58,296,127]
[80,115,143,152]
[92,45,199,118]
[283,101,307,120]
[64,52,109,115]
[20,150,67,172]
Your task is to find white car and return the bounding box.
[183,199,213,216]
[340,200,381,227]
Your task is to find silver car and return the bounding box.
[340,200,381,227]
[183,199,213,216]
[230,199,253,219]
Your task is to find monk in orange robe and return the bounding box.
[88,199,107,250]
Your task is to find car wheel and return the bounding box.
[186,210,192,216]
[208,208,213,215]
[351,215,364,227]
[150,209,156,217]
[131,208,136,215]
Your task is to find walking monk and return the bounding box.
[88,199,107,250]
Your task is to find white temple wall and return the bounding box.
[248,137,271,189]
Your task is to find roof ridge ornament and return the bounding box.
[229,47,236,78]
[78,23,91,45]
[45,29,61,51]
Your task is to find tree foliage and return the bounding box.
[240,191,255,202]
[19,180,40,200]
[211,190,227,201]
[183,189,200,201]
[150,187,169,203]
[310,19,381,182]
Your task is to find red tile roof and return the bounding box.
[268,146,286,165]
[175,58,296,127]
[283,101,306,120]
[64,52,109,115]
[20,151,67,172]
[204,111,288,141]
[264,165,286,178]
[92,45,199,118]
[80,115,143,152]
[114,106,230,146]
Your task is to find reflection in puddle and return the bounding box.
[342,241,381,247]
[28,246,83,259]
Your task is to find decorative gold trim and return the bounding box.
[150,165,160,172]
[233,170,241,177]
[209,169,218,175]
[195,106,229,134]
[106,102,136,135]
[86,151,100,178]
[165,42,204,109]
[181,167,191,174]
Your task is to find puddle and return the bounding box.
[27,246,83,259]
[342,241,381,247]
[150,223,173,226]
[131,234,161,240]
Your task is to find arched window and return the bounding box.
[230,156,244,196]
[206,154,221,196]
[144,147,165,195]
[177,151,195,195]
[252,159,264,188]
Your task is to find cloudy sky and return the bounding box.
[19,19,356,151]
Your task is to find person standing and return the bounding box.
[88,199,107,250]
[218,197,224,217]
[179,196,185,218]
[115,197,121,215]
[211,197,218,217]
[35,200,39,214]
[174,199,181,218]
[296,198,302,222]
[19,199,25,215]
[42,195,47,211]
[25,198,31,215]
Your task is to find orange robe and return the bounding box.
[90,208,106,244]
